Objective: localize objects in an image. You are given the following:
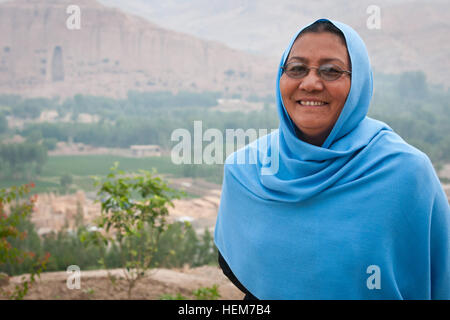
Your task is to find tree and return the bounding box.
[60,174,73,194]
[42,138,58,151]
[0,183,50,299]
[0,113,7,134]
[0,143,48,179]
[81,163,183,299]
[397,71,428,100]
[25,128,43,144]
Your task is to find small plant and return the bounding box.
[81,163,183,299]
[159,293,187,300]
[82,287,95,299]
[104,270,120,293]
[160,284,221,300]
[193,284,220,300]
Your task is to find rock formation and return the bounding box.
[0,0,274,99]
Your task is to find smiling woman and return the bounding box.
[214,19,450,300]
[280,25,351,146]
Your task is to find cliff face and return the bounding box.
[101,0,450,88]
[0,0,274,98]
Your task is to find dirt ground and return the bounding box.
[0,266,245,300]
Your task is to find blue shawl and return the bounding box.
[214,18,450,299]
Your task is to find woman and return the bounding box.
[214,18,450,300]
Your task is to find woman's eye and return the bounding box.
[289,66,307,73]
[321,66,341,75]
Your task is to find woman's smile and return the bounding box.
[297,100,329,106]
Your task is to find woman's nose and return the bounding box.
[298,70,324,92]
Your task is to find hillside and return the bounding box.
[1,0,447,99]
[0,0,274,99]
[100,0,450,87]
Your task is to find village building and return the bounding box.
[129,145,161,157]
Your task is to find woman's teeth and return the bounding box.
[299,100,327,106]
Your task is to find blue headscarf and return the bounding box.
[214,18,450,299]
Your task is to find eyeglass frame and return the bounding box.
[281,62,352,81]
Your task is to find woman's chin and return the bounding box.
[293,118,329,133]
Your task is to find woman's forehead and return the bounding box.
[288,32,350,67]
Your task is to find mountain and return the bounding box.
[99,0,450,87]
[0,0,275,99]
[1,0,448,99]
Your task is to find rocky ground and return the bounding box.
[0,266,245,300]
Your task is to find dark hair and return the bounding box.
[298,20,347,46]
[294,20,351,70]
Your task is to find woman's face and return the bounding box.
[279,32,351,146]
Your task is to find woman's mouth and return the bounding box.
[297,100,328,106]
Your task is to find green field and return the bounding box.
[41,155,183,177]
[0,178,60,194]
[1,155,223,195]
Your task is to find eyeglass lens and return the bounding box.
[285,63,345,81]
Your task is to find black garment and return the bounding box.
[218,250,258,300]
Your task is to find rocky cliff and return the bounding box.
[101,0,450,87]
[0,0,274,98]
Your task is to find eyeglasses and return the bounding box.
[281,62,351,81]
